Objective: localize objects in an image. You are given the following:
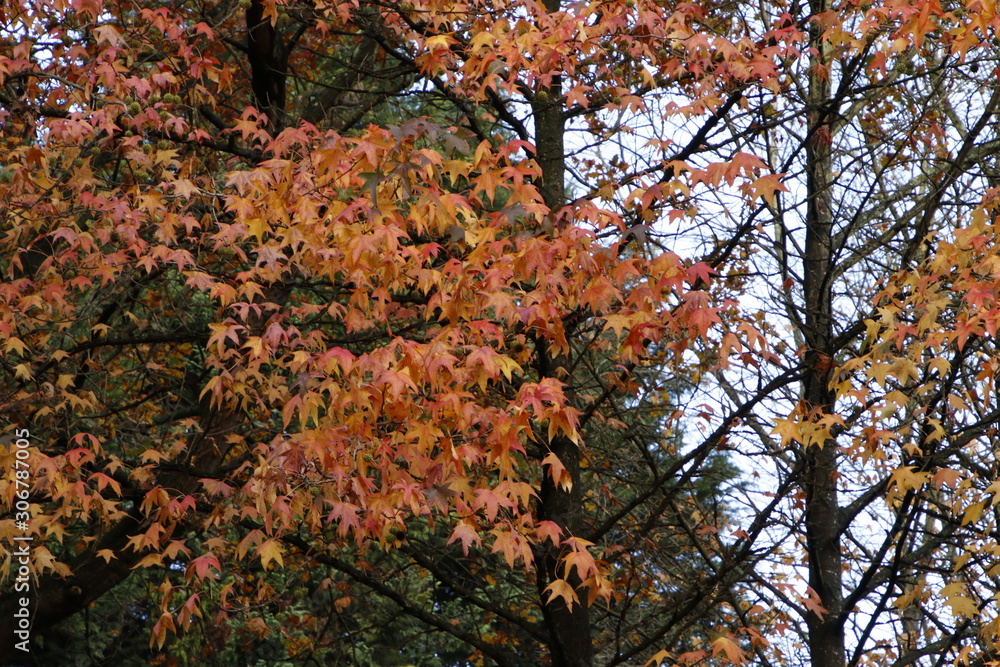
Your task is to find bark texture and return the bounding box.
[803,1,846,665]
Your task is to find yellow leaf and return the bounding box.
[889,466,931,493]
[542,578,580,610]
[584,573,614,606]
[4,337,27,356]
[153,148,180,166]
[928,356,950,375]
[247,217,270,241]
[33,546,70,576]
[244,337,264,358]
[135,552,165,568]
[257,540,283,569]
[941,582,979,618]
[962,500,986,526]
[425,35,454,50]
[468,31,494,54]
[868,362,893,387]
[496,354,522,382]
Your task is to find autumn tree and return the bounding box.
[0,0,765,664]
[690,2,1000,666]
[7,0,1000,666]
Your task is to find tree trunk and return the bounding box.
[530,5,592,657]
[246,0,287,130]
[536,433,594,667]
[802,1,845,665]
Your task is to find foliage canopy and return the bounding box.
[5,0,1000,665]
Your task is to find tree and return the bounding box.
[6,0,1000,666]
[691,3,1000,665]
[0,0,754,664]
[673,3,1000,666]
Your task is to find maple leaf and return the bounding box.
[743,173,788,207]
[257,540,284,570]
[490,526,532,567]
[447,520,482,556]
[32,546,70,576]
[801,586,829,621]
[177,594,203,630]
[686,261,716,286]
[92,24,123,46]
[542,579,580,610]
[535,520,563,544]
[187,553,222,582]
[542,451,574,491]
[941,583,980,619]
[710,634,748,664]
[933,468,962,489]
[474,487,512,522]
[151,612,176,650]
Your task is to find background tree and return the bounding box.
[683,2,1000,667]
